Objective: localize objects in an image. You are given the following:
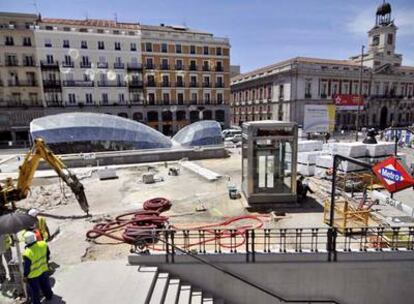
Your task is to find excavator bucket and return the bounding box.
[67,175,89,215]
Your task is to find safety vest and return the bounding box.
[23,241,49,279]
[38,216,49,241]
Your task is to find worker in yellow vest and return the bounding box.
[0,234,12,283]
[28,209,50,241]
[23,231,53,304]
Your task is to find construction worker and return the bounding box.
[0,234,13,283]
[296,175,314,203]
[23,231,53,304]
[28,209,50,241]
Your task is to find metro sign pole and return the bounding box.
[355,45,365,142]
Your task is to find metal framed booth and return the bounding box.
[242,121,298,205]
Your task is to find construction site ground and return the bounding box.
[1,144,414,303]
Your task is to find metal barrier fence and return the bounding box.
[139,226,414,262]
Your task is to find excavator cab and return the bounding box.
[0,138,89,215]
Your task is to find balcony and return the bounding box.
[40,61,59,69]
[8,80,38,87]
[62,62,74,68]
[46,100,64,107]
[5,41,14,46]
[202,65,210,71]
[127,62,143,70]
[203,82,211,88]
[145,63,155,69]
[215,66,224,72]
[43,80,61,88]
[62,80,94,87]
[215,82,224,88]
[189,65,198,71]
[175,65,184,70]
[161,82,170,87]
[176,82,184,88]
[146,81,156,87]
[80,62,92,68]
[5,60,18,67]
[128,80,143,88]
[160,64,170,70]
[23,42,32,47]
[23,61,36,67]
[320,93,327,99]
[97,62,108,69]
[190,82,198,88]
[97,81,127,87]
[113,63,125,69]
[305,93,312,99]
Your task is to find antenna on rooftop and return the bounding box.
[114,13,118,23]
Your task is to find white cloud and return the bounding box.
[347,7,414,37]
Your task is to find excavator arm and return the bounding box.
[0,138,89,215]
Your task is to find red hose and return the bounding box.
[86,197,268,251]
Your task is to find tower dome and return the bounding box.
[376,2,392,16]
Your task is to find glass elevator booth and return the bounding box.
[242,121,298,205]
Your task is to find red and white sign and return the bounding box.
[372,156,414,193]
[333,94,364,111]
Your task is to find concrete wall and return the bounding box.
[129,251,414,304]
[38,145,228,169]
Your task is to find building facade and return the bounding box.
[0,13,230,143]
[231,2,414,131]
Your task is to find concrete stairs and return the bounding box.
[148,271,225,304]
[53,261,224,304]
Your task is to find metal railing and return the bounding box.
[141,226,414,262]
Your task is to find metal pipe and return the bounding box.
[355,45,365,141]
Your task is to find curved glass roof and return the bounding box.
[30,112,172,149]
[172,120,223,147]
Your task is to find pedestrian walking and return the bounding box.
[0,233,13,283]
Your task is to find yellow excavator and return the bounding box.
[0,138,89,215]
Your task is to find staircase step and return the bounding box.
[149,273,169,304]
[164,278,181,304]
[190,290,202,304]
[202,297,214,304]
[178,285,192,304]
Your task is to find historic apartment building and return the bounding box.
[0,13,230,143]
[231,2,414,131]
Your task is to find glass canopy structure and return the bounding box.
[172,120,223,147]
[30,113,172,153]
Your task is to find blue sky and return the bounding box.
[2,0,414,72]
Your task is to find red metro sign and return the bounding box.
[372,156,414,193]
[333,94,364,110]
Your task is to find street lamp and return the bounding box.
[355,45,365,142]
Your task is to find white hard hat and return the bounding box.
[24,231,37,245]
[28,209,39,217]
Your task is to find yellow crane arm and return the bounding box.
[2,138,89,214]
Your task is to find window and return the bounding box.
[163,93,170,105]
[320,83,327,97]
[190,45,196,54]
[114,42,121,50]
[64,55,72,65]
[44,38,52,47]
[190,60,197,70]
[5,36,14,46]
[161,59,169,69]
[203,46,209,55]
[176,59,183,70]
[98,41,104,50]
[216,61,223,72]
[148,93,155,105]
[23,37,31,46]
[176,75,183,87]
[372,35,380,46]
[81,40,87,49]
[204,93,211,104]
[46,54,54,63]
[68,93,76,104]
[177,93,184,105]
[203,76,210,87]
[130,43,137,51]
[162,75,169,86]
[146,58,154,69]
[343,83,349,94]
[387,33,393,45]
[216,76,223,87]
[190,76,197,86]
[147,75,155,86]
[161,43,168,53]
[63,40,69,48]
[216,47,222,56]
[24,55,34,66]
[118,93,125,103]
[176,44,182,53]
[63,27,71,32]
[305,80,312,98]
[86,93,93,104]
[203,60,209,71]
[145,43,152,52]
[101,93,108,105]
[191,93,198,104]
[217,93,223,104]
[332,83,338,96]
